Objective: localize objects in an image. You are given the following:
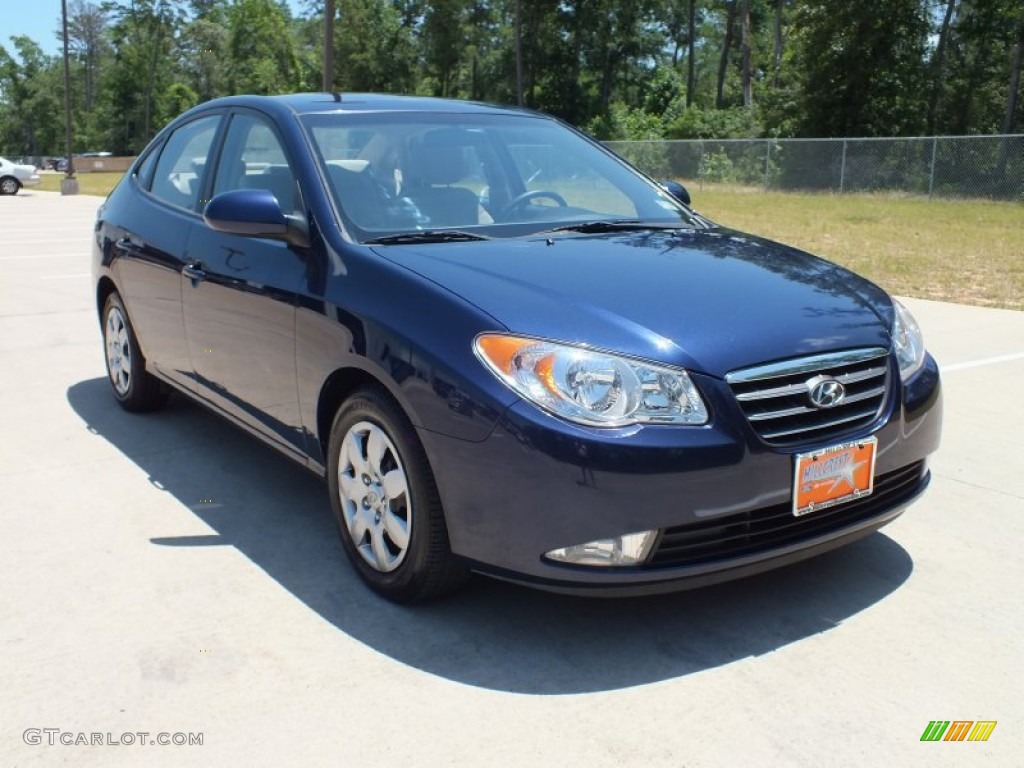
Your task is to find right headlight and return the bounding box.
[474,334,709,428]
[891,300,926,380]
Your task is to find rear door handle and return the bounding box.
[115,237,144,256]
[182,261,207,282]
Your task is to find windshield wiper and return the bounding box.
[536,220,693,235]
[364,230,491,245]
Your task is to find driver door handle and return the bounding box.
[182,261,206,282]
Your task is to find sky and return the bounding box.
[4,0,308,57]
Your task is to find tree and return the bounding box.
[63,0,109,112]
[227,0,300,94]
[331,0,416,93]
[421,0,467,97]
[175,0,228,102]
[102,0,183,151]
[1003,15,1024,135]
[687,0,698,106]
[791,0,930,137]
[323,0,334,91]
[740,0,752,106]
[2,0,1021,154]
[0,37,64,155]
[926,0,958,134]
[772,0,783,86]
[716,1,737,108]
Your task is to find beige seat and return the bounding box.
[403,132,479,228]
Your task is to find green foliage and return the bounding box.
[700,148,737,183]
[0,37,64,155]
[162,81,199,116]
[585,101,665,141]
[227,0,300,94]
[665,105,762,139]
[332,0,417,93]
[789,0,930,137]
[937,0,1024,135]
[1,0,1021,158]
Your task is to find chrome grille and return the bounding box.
[726,348,890,445]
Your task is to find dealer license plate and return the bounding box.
[792,437,877,517]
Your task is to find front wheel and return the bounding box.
[0,176,20,195]
[327,388,468,602]
[102,292,169,412]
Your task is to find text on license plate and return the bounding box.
[792,437,878,517]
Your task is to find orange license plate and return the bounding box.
[793,437,877,517]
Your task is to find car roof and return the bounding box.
[193,92,537,119]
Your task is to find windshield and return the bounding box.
[301,112,707,242]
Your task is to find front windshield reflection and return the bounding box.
[301,112,707,242]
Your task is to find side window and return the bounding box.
[212,114,299,215]
[149,115,220,210]
[134,143,161,190]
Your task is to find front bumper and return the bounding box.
[20,173,40,187]
[421,353,942,595]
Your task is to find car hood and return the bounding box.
[372,228,895,377]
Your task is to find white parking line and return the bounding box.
[3,238,89,244]
[0,254,85,260]
[943,352,1024,372]
[3,231,89,236]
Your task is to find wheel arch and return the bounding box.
[315,365,423,463]
[96,276,118,325]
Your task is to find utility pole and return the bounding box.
[60,0,78,195]
[323,0,335,92]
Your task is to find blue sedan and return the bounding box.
[92,93,942,602]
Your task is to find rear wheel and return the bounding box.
[102,292,169,412]
[327,388,468,602]
[0,176,20,195]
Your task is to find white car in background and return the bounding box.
[0,156,41,195]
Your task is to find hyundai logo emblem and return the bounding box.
[806,375,846,409]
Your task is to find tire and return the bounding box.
[0,176,20,195]
[101,292,169,412]
[327,388,469,602]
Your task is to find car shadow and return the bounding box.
[67,377,914,694]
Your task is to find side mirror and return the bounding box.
[659,180,691,207]
[204,189,308,247]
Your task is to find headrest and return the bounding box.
[406,129,472,186]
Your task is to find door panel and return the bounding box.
[114,114,221,390]
[182,230,306,453]
[114,198,195,390]
[182,112,306,455]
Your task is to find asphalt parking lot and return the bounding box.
[2,190,1022,767]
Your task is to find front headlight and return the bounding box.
[474,334,709,427]
[891,300,926,380]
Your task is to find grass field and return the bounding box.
[35,172,122,197]
[33,172,1022,310]
[692,188,1023,311]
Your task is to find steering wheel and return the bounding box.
[499,189,569,220]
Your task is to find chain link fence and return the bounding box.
[605,135,1024,201]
